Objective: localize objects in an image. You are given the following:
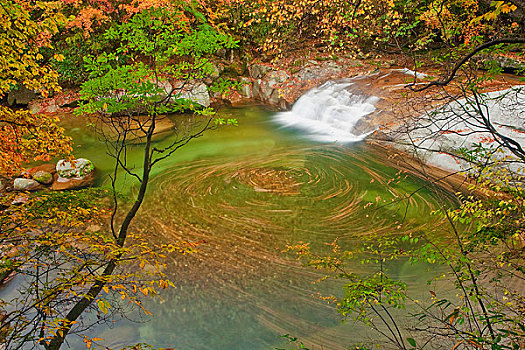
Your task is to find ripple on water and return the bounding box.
[121,144,453,350]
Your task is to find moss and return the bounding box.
[33,171,53,185]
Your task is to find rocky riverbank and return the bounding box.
[8,55,525,180]
[0,159,95,199]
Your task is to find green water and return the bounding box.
[64,107,454,350]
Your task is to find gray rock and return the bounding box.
[250,64,272,79]
[494,56,524,72]
[14,178,41,191]
[239,77,253,99]
[33,171,53,185]
[252,79,270,101]
[251,70,290,105]
[479,56,525,73]
[156,80,173,98]
[56,158,94,181]
[172,81,211,107]
[7,86,37,106]
[265,70,290,89]
[29,100,58,114]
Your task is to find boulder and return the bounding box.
[51,172,95,191]
[210,63,224,78]
[155,80,173,98]
[249,64,272,79]
[33,171,53,185]
[251,70,290,105]
[56,158,95,181]
[494,56,524,73]
[13,178,41,191]
[7,86,37,106]
[266,70,290,88]
[252,79,269,101]
[23,163,57,177]
[239,77,253,99]
[171,81,211,107]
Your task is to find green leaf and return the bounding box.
[407,338,416,347]
[97,299,109,315]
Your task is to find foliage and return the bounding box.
[286,136,525,349]
[0,0,72,175]
[0,106,72,175]
[1,4,235,350]
[0,0,66,96]
[201,0,518,58]
[286,238,412,350]
[0,188,190,348]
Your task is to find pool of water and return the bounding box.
[60,105,454,350]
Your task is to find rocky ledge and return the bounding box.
[1,159,96,196]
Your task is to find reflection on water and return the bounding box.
[63,106,453,350]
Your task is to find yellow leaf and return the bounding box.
[53,54,64,62]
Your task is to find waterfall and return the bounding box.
[274,80,378,142]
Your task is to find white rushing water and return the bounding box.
[274,81,379,143]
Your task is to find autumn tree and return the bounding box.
[0,0,72,175]
[1,4,237,350]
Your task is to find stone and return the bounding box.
[252,79,269,101]
[249,64,272,79]
[239,77,253,99]
[51,172,95,191]
[22,163,57,177]
[171,81,211,107]
[56,158,95,181]
[155,80,173,98]
[33,171,53,185]
[251,70,290,105]
[266,70,290,89]
[11,195,29,205]
[28,100,58,114]
[13,178,41,191]
[210,63,224,78]
[494,56,524,73]
[7,86,37,106]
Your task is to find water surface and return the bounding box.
[63,105,453,350]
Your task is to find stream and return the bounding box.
[15,81,457,349]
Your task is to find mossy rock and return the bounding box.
[33,171,53,185]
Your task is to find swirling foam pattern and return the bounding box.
[123,144,451,350]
